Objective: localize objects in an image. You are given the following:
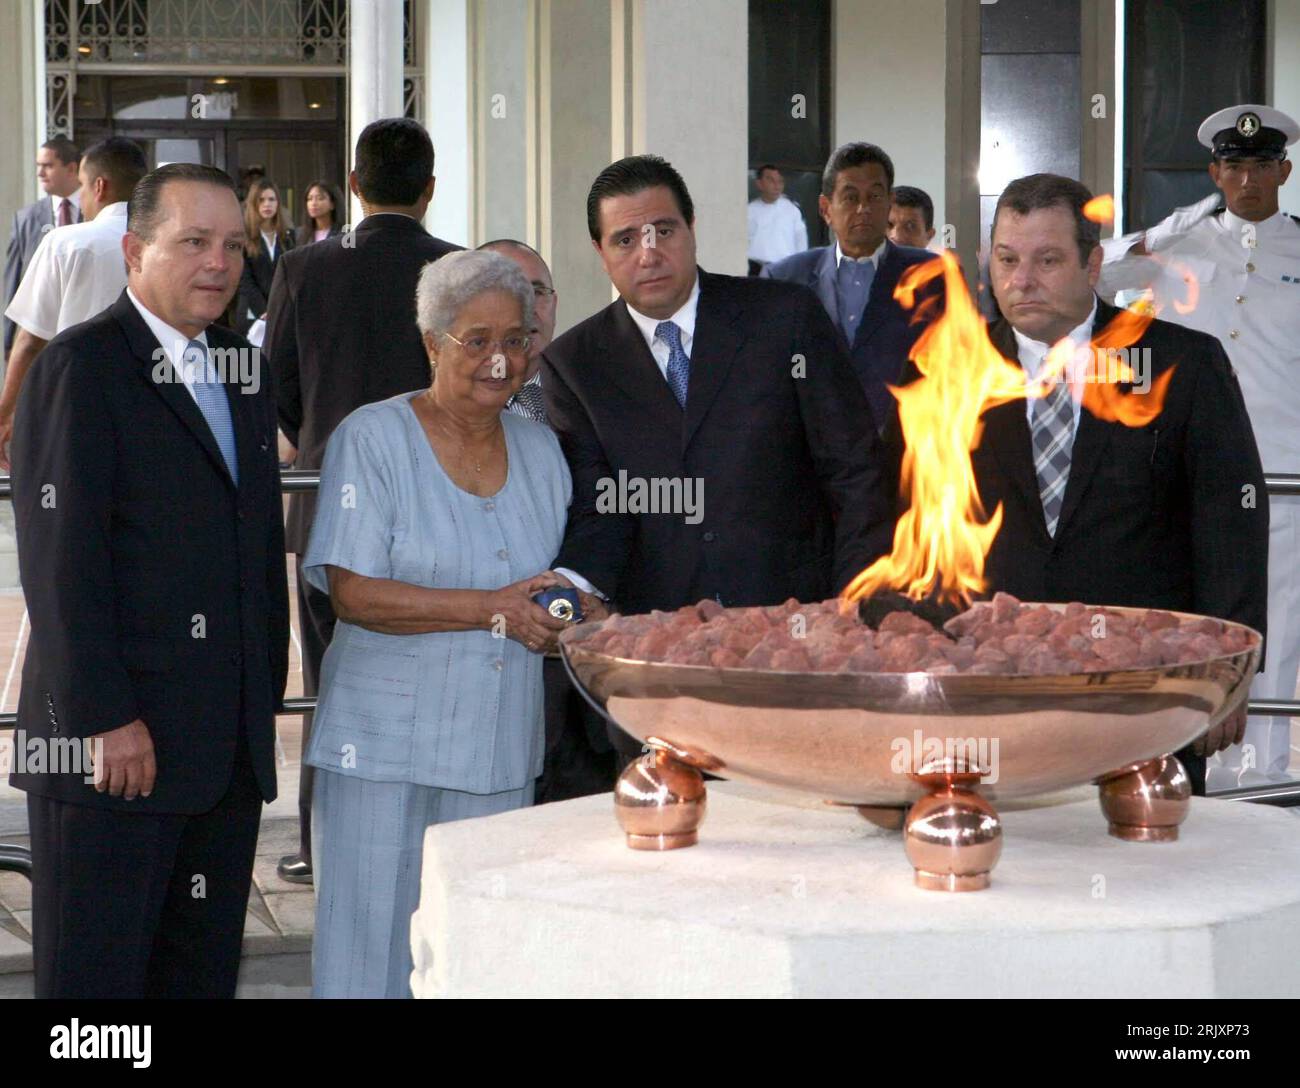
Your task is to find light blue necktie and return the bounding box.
[835,255,875,343]
[654,320,690,408]
[183,339,240,485]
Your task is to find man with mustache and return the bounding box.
[974,173,1268,795]
[1100,105,1300,788]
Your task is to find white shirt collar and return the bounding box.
[125,286,209,404]
[51,192,80,215]
[834,238,887,269]
[95,202,128,221]
[1012,297,1099,383]
[1221,206,1288,241]
[625,274,701,353]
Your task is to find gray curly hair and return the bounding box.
[415,248,535,342]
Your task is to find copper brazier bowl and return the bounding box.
[560,604,1260,891]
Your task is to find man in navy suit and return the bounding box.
[763,143,938,435]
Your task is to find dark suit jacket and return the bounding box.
[5,196,81,352]
[266,213,462,552]
[235,232,294,335]
[974,298,1268,638]
[762,240,940,432]
[541,269,895,615]
[10,291,289,813]
[295,222,343,248]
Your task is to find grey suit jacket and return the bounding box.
[4,197,80,353]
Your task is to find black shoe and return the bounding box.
[277,854,313,884]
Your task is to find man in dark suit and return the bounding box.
[266,117,462,882]
[4,136,82,356]
[974,173,1268,794]
[763,142,938,435]
[542,155,896,756]
[10,163,289,997]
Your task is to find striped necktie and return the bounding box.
[655,320,690,408]
[183,339,240,485]
[1030,376,1074,537]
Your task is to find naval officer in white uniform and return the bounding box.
[1101,104,1300,787]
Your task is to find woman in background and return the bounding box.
[235,177,294,335]
[297,180,343,246]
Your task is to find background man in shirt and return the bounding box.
[1100,104,1300,787]
[763,143,940,436]
[888,185,938,250]
[0,137,146,467]
[477,238,555,425]
[4,136,82,358]
[746,164,807,275]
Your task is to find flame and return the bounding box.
[1167,258,1201,315]
[841,250,1174,609]
[1082,194,1115,223]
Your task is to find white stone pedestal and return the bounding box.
[410,782,1300,998]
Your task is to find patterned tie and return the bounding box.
[1030,374,1074,537]
[835,256,874,343]
[655,320,690,408]
[57,198,72,227]
[507,378,547,424]
[183,339,240,485]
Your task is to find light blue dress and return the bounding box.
[302,391,571,997]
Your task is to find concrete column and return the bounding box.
[834,0,948,246]
[347,0,405,223]
[944,0,982,288]
[539,0,613,333]
[611,0,748,276]
[1271,0,1300,217]
[471,0,531,244]
[423,0,472,246]
[0,0,43,589]
[1080,0,1117,238]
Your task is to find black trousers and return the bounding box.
[534,656,618,803]
[26,731,262,999]
[294,554,337,860]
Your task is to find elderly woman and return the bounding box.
[302,249,601,998]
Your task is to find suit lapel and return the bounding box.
[813,245,841,333]
[112,292,240,490]
[682,271,747,451]
[853,240,902,350]
[982,316,1049,539]
[603,299,684,424]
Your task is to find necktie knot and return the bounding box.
[655,320,682,351]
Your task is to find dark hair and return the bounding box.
[756,163,780,179]
[821,142,895,198]
[586,155,695,243]
[127,163,238,241]
[41,135,81,166]
[243,178,291,257]
[80,137,147,200]
[301,179,343,231]
[354,118,434,207]
[891,185,934,231]
[992,173,1099,266]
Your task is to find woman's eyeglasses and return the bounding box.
[443,331,532,360]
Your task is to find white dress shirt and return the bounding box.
[125,286,208,406]
[747,195,808,264]
[624,275,701,381]
[261,229,278,261]
[4,202,129,339]
[1011,298,1098,433]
